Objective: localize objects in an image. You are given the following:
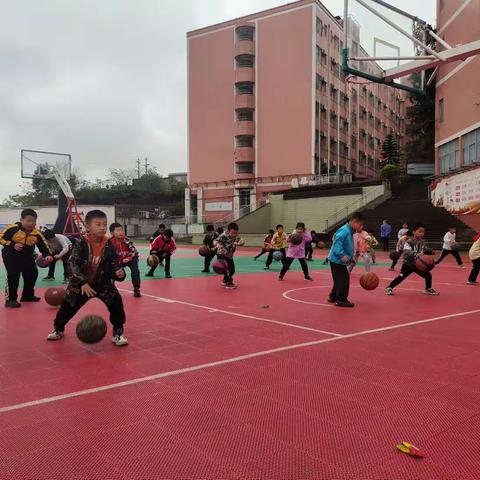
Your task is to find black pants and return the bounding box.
[124,257,141,290]
[148,252,171,275]
[388,263,432,290]
[329,261,350,302]
[305,244,313,260]
[391,250,403,269]
[218,256,235,284]
[204,251,216,270]
[435,249,462,266]
[468,258,480,282]
[48,251,71,279]
[382,237,390,251]
[266,248,286,267]
[3,252,38,302]
[280,257,310,278]
[54,289,125,334]
[254,248,269,260]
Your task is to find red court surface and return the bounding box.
[1,247,480,479]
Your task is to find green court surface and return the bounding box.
[0,244,388,289]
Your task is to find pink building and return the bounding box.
[187,0,407,224]
[435,0,480,176]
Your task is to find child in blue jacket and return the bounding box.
[328,212,365,308]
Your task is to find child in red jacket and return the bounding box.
[146,229,176,278]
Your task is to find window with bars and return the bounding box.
[239,189,251,207]
[316,17,323,35]
[236,26,254,42]
[463,128,480,166]
[236,82,254,95]
[236,163,254,174]
[235,54,254,68]
[236,109,253,121]
[236,136,253,148]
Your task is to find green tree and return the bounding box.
[381,133,401,167]
[380,164,401,188]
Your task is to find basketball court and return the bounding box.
[1,246,480,479]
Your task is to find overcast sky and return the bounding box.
[0,0,435,199]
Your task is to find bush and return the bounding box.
[380,164,401,187]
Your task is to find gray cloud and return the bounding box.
[0,0,434,198]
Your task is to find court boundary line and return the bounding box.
[2,307,480,414]
[118,288,342,337]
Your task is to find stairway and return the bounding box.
[358,180,476,246]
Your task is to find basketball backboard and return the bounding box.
[21,149,71,181]
[342,0,480,95]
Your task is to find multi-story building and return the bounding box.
[435,0,480,176]
[187,0,407,223]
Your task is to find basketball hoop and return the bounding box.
[345,74,373,85]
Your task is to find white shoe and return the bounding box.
[384,287,394,296]
[424,288,440,296]
[47,330,64,341]
[467,281,479,286]
[458,265,465,269]
[112,334,129,346]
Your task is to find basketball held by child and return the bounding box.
[76,315,108,344]
[147,253,160,268]
[213,259,228,275]
[290,233,303,246]
[44,287,66,306]
[415,254,435,272]
[317,241,326,249]
[273,250,283,262]
[198,245,210,257]
[36,255,52,268]
[389,251,400,261]
[360,272,380,291]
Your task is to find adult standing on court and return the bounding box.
[380,220,392,252]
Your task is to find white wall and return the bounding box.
[0,205,115,228]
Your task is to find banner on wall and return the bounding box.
[430,167,480,214]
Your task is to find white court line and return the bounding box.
[2,307,480,414]
[118,289,342,337]
[282,285,334,307]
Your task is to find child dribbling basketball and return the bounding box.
[146,229,176,278]
[215,222,240,289]
[385,223,439,296]
[279,223,313,282]
[47,210,128,346]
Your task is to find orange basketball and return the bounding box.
[317,241,326,249]
[44,287,66,306]
[359,272,379,291]
[415,255,435,272]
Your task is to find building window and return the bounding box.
[236,136,253,148]
[235,26,254,42]
[236,162,254,174]
[235,54,254,68]
[236,82,254,95]
[439,98,445,122]
[439,139,459,173]
[439,0,445,10]
[316,17,323,35]
[239,189,251,208]
[236,109,253,121]
[463,127,480,166]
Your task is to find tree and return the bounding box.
[380,164,401,188]
[381,133,401,167]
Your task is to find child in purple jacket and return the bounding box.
[279,222,313,282]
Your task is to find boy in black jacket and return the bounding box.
[0,208,52,308]
[201,224,218,273]
[47,210,128,346]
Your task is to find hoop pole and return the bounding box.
[355,0,443,61]
[352,55,435,61]
[428,30,452,50]
[367,0,428,24]
[343,0,348,53]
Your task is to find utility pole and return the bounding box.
[136,157,141,178]
[144,157,149,175]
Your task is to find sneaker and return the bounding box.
[47,330,64,341]
[225,283,237,290]
[165,273,172,279]
[43,276,55,281]
[327,296,336,303]
[458,265,465,269]
[201,269,210,273]
[264,266,270,270]
[145,272,153,277]
[278,275,284,281]
[304,276,314,282]
[112,334,129,346]
[5,300,21,308]
[424,288,439,296]
[384,287,394,296]
[467,281,479,285]
[335,300,355,308]
[21,296,41,302]
[133,290,142,298]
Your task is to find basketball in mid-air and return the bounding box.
[44,287,66,307]
[360,272,380,291]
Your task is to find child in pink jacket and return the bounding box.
[279,222,313,282]
[348,228,371,273]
